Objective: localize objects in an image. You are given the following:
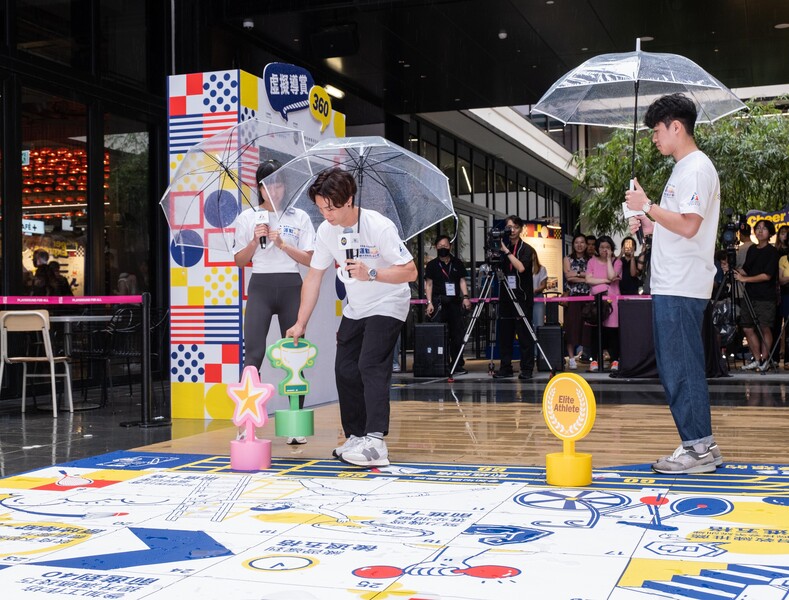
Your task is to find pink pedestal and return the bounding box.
[230,438,272,471]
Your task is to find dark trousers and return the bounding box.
[335,314,403,437]
[498,300,535,373]
[435,299,466,368]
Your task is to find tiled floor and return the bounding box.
[1,359,788,477]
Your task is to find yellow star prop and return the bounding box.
[227,366,275,428]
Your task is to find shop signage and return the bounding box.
[22,219,44,236]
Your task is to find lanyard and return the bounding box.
[439,260,453,280]
[509,240,519,272]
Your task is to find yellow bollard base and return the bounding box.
[545,452,593,487]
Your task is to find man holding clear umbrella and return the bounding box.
[286,167,417,468]
[625,93,722,475]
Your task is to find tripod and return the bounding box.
[449,263,556,378]
[712,250,768,367]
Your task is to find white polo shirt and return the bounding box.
[311,208,413,321]
[233,207,315,274]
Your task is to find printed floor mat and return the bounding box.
[1,451,788,599]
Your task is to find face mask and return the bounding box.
[437,248,451,258]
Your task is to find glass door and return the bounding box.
[21,88,87,296]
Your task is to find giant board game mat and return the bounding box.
[1,451,788,599]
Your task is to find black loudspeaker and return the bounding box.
[311,23,359,58]
[413,323,448,377]
[537,325,564,372]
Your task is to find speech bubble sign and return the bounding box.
[308,85,332,133]
[263,63,314,121]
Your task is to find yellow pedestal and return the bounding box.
[545,451,593,487]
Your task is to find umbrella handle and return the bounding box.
[336,266,359,285]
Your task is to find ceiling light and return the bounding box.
[775,23,789,29]
[581,47,588,51]
[498,30,508,40]
[639,36,655,42]
[324,84,345,99]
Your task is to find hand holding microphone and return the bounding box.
[337,228,361,285]
[623,178,653,244]
[256,210,270,249]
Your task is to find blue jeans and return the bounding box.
[652,295,713,447]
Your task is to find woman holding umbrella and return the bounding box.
[233,159,316,444]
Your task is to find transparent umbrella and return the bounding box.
[531,39,747,178]
[159,118,306,253]
[261,136,455,242]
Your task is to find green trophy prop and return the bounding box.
[267,338,318,439]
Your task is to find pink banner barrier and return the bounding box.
[1,295,143,305]
[410,294,651,305]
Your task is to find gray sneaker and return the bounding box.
[652,445,716,474]
[659,443,723,467]
[340,435,390,467]
[332,435,362,458]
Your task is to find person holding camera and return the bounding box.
[233,159,315,445]
[425,235,472,374]
[735,219,779,372]
[493,215,536,380]
[625,93,721,475]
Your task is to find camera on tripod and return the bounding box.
[720,208,741,263]
[485,226,512,262]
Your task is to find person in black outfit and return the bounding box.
[735,218,779,372]
[424,235,472,374]
[493,215,536,380]
[618,236,641,296]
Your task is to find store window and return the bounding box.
[493,163,506,215]
[472,153,486,206]
[457,143,472,203]
[100,0,148,86]
[21,88,87,296]
[439,134,456,197]
[16,0,92,70]
[104,115,151,295]
[517,172,528,219]
[420,125,438,167]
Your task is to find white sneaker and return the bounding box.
[287,437,307,445]
[568,357,577,370]
[340,436,390,467]
[741,359,760,370]
[332,435,363,458]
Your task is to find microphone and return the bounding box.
[256,210,269,249]
[338,227,361,278]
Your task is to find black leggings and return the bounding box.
[244,272,304,408]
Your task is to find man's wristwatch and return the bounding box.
[368,268,378,282]
[642,200,653,214]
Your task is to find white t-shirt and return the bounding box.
[650,150,720,299]
[533,265,548,297]
[232,207,315,274]
[311,208,413,321]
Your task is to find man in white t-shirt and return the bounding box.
[625,93,722,475]
[286,167,417,468]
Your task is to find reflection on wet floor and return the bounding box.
[1,364,788,476]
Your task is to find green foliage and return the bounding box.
[572,99,789,236]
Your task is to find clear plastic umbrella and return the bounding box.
[532,39,747,176]
[261,136,455,242]
[159,118,306,252]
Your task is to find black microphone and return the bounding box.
[343,227,355,261]
[256,210,269,249]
